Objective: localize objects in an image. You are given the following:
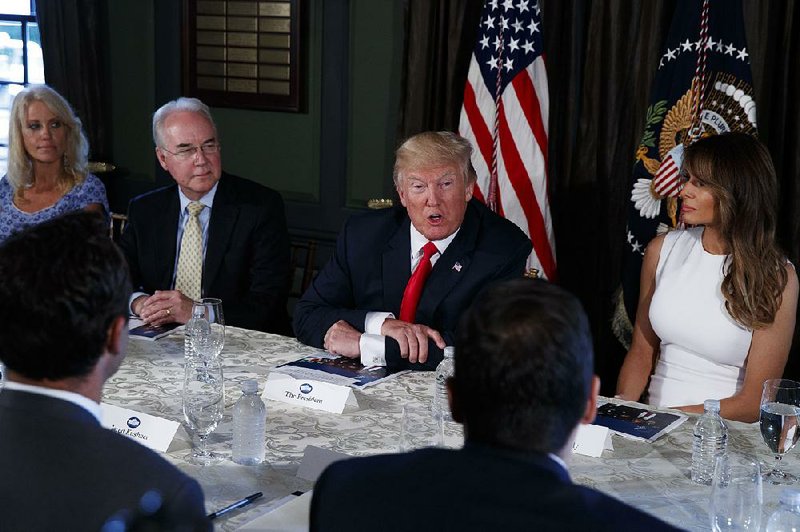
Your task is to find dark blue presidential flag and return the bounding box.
[614,0,757,345]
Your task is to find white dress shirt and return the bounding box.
[3,380,102,422]
[359,224,460,366]
[129,183,219,314]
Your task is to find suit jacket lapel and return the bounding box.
[157,191,180,290]
[382,216,411,313]
[415,204,479,322]
[204,176,238,294]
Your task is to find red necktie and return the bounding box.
[399,241,438,323]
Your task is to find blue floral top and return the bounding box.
[0,173,109,243]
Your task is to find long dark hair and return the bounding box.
[682,132,787,329]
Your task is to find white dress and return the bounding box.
[647,227,753,408]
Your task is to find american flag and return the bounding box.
[458,0,556,280]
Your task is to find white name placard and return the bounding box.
[572,424,613,458]
[263,372,358,414]
[100,403,180,453]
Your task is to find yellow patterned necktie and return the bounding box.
[175,201,205,300]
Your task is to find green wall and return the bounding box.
[347,0,403,206]
[214,1,322,203]
[107,0,156,184]
[105,1,403,218]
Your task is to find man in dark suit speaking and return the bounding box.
[293,131,531,370]
[0,212,209,531]
[120,97,290,334]
[310,279,679,531]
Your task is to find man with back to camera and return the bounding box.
[120,96,291,334]
[310,278,680,531]
[293,131,532,371]
[0,212,210,531]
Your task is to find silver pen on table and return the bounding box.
[207,492,263,520]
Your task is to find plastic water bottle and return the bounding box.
[232,379,266,465]
[691,399,728,485]
[184,308,210,360]
[766,489,800,532]
[432,347,455,421]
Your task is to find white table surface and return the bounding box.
[104,326,799,531]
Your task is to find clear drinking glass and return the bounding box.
[710,453,763,531]
[399,405,444,452]
[190,298,225,361]
[760,379,800,484]
[182,357,224,465]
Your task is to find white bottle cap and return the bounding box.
[241,379,258,394]
[780,488,800,506]
[703,399,721,413]
[443,346,455,359]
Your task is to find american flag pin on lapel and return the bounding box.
[452,262,462,272]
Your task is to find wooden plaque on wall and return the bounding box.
[182,0,305,112]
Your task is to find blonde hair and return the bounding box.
[682,132,787,329]
[7,85,89,193]
[393,131,477,188]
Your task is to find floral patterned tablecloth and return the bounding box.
[105,326,797,531]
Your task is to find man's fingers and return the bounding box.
[396,335,409,359]
[415,328,429,364]
[405,331,420,363]
[427,329,446,349]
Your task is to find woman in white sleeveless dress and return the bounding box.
[616,133,798,422]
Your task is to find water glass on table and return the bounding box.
[182,356,225,465]
[185,298,225,361]
[760,379,800,484]
[710,453,763,531]
[399,405,444,452]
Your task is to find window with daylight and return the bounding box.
[183,0,305,112]
[0,0,43,176]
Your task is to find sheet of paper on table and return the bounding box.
[127,318,180,341]
[100,402,179,452]
[236,491,313,532]
[274,352,408,389]
[593,401,688,443]
[264,352,408,414]
[573,424,613,458]
[263,372,360,414]
[237,446,349,531]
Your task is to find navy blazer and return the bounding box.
[293,199,532,370]
[310,444,682,532]
[0,389,209,531]
[120,172,291,334]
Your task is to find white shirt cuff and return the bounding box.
[129,291,149,315]
[359,334,387,366]
[364,311,394,334]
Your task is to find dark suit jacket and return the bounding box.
[310,444,682,532]
[0,389,209,532]
[120,172,291,334]
[293,199,532,370]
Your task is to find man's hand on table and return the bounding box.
[381,319,445,364]
[324,320,362,358]
[135,290,194,326]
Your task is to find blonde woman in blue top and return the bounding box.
[0,85,108,242]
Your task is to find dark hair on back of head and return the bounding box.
[454,278,594,454]
[0,211,131,379]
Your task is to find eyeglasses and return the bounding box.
[161,142,221,161]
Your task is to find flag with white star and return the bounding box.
[459,0,556,280]
[616,0,756,344]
